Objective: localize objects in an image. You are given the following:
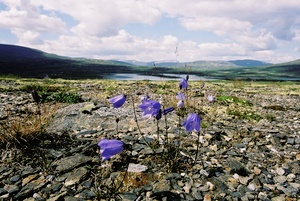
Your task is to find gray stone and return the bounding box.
[276,167,285,176]
[276,185,299,197]
[10,175,20,182]
[79,103,98,114]
[227,158,249,176]
[54,153,92,173]
[77,189,96,199]
[153,180,171,192]
[0,188,5,195]
[64,196,85,201]
[286,138,295,145]
[50,182,63,192]
[21,166,36,177]
[15,177,48,199]
[119,192,137,201]
[64,167,88,187]
[165,173,182,180]
[47,192,67,201]
[271,195,286,201]
[191,188,203,200]
[3,184,19,193]
[127,163,148,173]
[258,192,268,200]
[273,176,287,184]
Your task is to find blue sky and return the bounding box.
[1,0,300,63]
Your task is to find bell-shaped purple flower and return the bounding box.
[162,107,175,115]
[98,139,124,161]
[182,113,201,132]
[177,100,184,108]
[207,95,214,103]
[176,92,186,100]
[156,107,174,120]
[179,78,188,90]
[109,94,126,108]
[139,100,161,118]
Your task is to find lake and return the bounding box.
[104,73,216,81]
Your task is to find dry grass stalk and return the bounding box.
[0,103,62,144]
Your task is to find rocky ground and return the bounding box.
[0,79,300,201]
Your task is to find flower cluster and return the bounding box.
[99,76,208,161]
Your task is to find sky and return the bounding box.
[1,0,300,64]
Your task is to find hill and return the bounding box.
[0,44,136,79]
[0,44,299,80]
[228,59,272,67]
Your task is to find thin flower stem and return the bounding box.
[163,113,169,145]
[194,131,201,164]
[131,96,156,154]
[185,88,189,107]
[178,116,181,148]
[156,120,160,142]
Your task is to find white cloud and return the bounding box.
[12,29,42,45]
[180,16,252,36]
[234,31,277,51]
[34,0,161,37]
[1,0,300,63]
[0,0,67,43]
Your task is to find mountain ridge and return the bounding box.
[0,44,273,68]
[0,44,299,80]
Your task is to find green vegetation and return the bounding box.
[216,95,252,106]
[19,83,83,104]
[228,108,263,121]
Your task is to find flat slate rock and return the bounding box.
[54,153,92,173]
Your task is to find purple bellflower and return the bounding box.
[162,107,175,115]
[98,139,124,161]
[109,94,126,108]
[179,78,188,90]
[182,113,201,132]
[156,107,174,120]
[176,92,186,100]
[207,95,214,103]
[176,92,185,107]
[177,100,184,108]
[139,99,161,118]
